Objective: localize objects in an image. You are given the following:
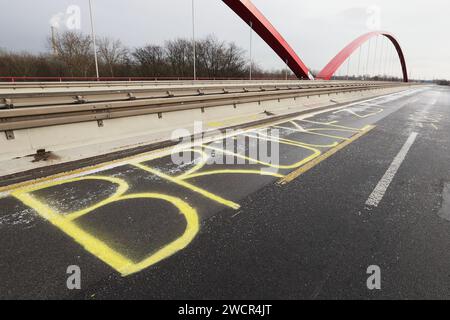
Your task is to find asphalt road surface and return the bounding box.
[1,85,449,299]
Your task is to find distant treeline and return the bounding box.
[434,79,450,86]
[0,31,291,79]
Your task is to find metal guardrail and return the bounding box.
[0,79,399,91]
[0,81,410,133]
[0,81,394,108]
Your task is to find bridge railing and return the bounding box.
[0,81,412,133]
[0,75,299,83]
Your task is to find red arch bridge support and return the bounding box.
[316,31,408,82]
[222,1,408,82]
[222,0,313,80]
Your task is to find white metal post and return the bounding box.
[373,35,378,79]
[357,45,362,80]
[390,45,395,80]
[346,55,351,80]
[365,38,371,80]
[285,59,288,80]
[249,21,253,80]
[192,0,196,80]
[89,0,100,79]
[383,40,388,80]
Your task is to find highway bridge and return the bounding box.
[1,79,450,299]
[0,0,449,302]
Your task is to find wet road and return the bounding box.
[1,86,449,299]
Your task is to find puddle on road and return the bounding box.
[438,183,450,222]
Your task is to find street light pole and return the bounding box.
[365,38,371,80]
[192,0,197,81]
[373,35,378,79]
[346,55,351,80]
[249,21,253,80]
[89,0,100,79]
[357,45,362,80]
[285,59,288,80]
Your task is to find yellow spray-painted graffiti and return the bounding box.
[11,176,199,276]
[6,116,376,277]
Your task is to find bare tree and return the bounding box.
[222,42,247,76]
[0,50,65,77]
[165,39,193,77]
[163,36,248,78]
[196,36,247,78]
[0,31,288,80]
[49,31,94,77]
[98,37,129,77]
[133,45,168,76]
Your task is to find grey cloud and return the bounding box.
[0,0,448,79]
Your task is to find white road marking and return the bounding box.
[365,132,418,208]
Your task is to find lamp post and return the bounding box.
[249,21,253,80]
[192,0,197,80]
[88,0,100,79]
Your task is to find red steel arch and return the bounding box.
[222,0,313,79]
[316,31,408,82]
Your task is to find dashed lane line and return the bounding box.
[365,132,418,208]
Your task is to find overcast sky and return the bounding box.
[0,0,449,79]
